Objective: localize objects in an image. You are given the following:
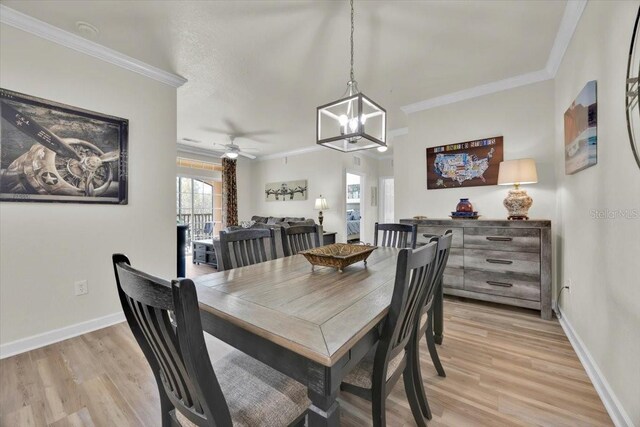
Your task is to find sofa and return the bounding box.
[212,215,323,270]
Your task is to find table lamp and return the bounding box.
[314,195,329,225]
[498,158,538,220]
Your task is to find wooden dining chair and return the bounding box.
[340,242,438,427]
[280,224,321,256]
[218,228,277,271]
[112,254,309,427]
[411,230,453,419]
[374,223,418,249]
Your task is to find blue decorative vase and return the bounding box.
[456,198,474,213]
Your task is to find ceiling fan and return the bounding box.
[212,136,258,160]
[179,136,259,160]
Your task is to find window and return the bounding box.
[176,177,217,246]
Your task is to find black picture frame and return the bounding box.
[0,88,128,204]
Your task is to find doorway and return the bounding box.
[346,172,362,243]
[379,177,394,223]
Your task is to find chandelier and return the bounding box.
[316,0,387,153]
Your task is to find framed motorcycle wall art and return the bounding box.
[0,88,128,204]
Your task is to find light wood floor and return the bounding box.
[0,298,611,427]
[185,255,218,277]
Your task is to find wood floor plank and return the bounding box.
[0,297,612,426]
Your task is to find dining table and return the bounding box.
[193,245,444,426]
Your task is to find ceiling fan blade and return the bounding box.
[180,137,202,143]
[238,151,256,160]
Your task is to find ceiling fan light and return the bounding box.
[225,151,239,159]
[377,145,388,153]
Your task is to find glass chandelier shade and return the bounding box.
[316,0,387,153]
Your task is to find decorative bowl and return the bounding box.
[299,243,378,272]
[450,211,480,220]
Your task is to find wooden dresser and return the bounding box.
[400,219,552,319]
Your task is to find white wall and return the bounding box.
[554,2,640,424]
[395,80,556,222]
[0,25,177,346]
[251,150,379,243]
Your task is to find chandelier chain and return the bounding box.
[350,0,355,83]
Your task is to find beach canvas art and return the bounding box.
[564,81,598,175]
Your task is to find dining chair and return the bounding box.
[112,254,309,427]
[340,241,438,427]
[218,228,277,271]
[412,230,453,419]
[280,224,321,256]
[374,223,418,249]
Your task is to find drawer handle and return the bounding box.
[486,236,513,242]
[486,258,513,265]
[486,280,513,287]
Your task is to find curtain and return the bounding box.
[222,158,238,227]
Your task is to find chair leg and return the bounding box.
[412,330,432,420]
[426,316,446,377]
[404,346,428,427]
[371,383,387,427]
[159,385,175,427]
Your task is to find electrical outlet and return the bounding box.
[74,280,88,296]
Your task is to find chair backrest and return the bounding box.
[280,224,321,256]
[112,254,232,426]
[374,222,418,249]
[218,228,276,271]
[373,242,438,383]
[425,230,453,308]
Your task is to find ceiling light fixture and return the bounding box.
[377,145,388,153]
[225,151,239,159]
[316,0,386,153]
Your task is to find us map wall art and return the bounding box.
[426,136,504,189]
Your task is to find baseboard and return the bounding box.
[558,307,635,427]
[0,312,125,359]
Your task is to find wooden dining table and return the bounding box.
[193,246,441,426]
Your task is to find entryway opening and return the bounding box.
[346,172,362,243]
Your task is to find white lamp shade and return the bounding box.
[498,158,538,186]
[314,196,329,210]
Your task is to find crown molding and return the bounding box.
[258,145,323,161]
[401,69,551,114]
[176,142,223,159]
[545,0,588,77]
[0,5,187,88]
[401,0,588,114]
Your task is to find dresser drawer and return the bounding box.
[443,248,464,289]
[464,269,541,301]
[464,249,540,276]
[417,226,463,248]
[464,228,540,253]
[193,251,207,262]
[194,243,209,252]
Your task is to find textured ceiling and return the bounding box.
[2,0,566,158]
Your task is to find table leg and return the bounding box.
[308,390,339,427]
[433,279,444,345]
[307,363,340,427]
